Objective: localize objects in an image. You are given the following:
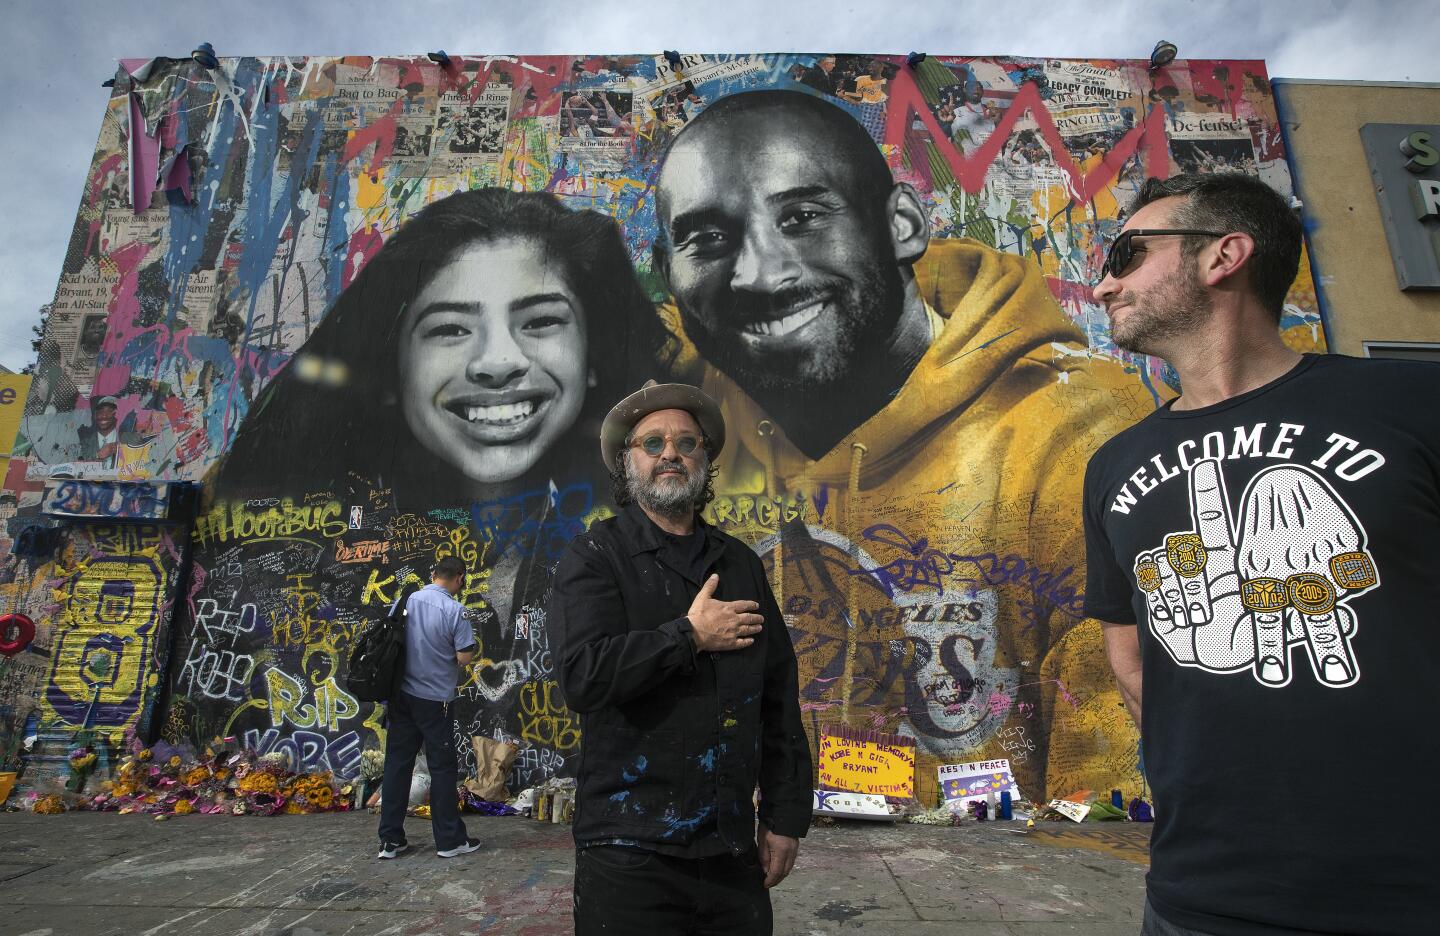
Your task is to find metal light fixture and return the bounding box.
[663,50,683,68]
[907,52,927,69]
[1149,40,1178,72]
[427,50,452,68]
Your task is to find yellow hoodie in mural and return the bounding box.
[672,238,1158,803]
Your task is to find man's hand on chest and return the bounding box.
[686,574,765,653]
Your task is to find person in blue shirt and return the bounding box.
[377,556,481,859]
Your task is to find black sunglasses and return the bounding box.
[1099,228,1229,281]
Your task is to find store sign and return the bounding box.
[1360,123,1440,290]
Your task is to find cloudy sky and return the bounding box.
[3,0,1437,371]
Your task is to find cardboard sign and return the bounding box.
[817,725,915,798]
[1048,798,1090,823]
[938,758,1023,814]
[812,789,899,821]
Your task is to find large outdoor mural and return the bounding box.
[0,51,1325,802]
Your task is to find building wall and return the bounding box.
[1275,79,1440,356]
[1,53,1326,804]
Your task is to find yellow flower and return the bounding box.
[138,749,153,761]
[284,800,306,814]
[168,755,182,768]
[33,795,66,815]
[173,800,195,815]
[309,786,334,810]
[182,767,210,786]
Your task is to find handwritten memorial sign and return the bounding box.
[817,725,915,798]
[938,758,1023,814]
[812,789,900,821]
[1048,798,1091,823]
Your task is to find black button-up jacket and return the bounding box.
[548,501,812,852]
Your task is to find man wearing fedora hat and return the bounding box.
[548,380,811,936]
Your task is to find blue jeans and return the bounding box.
[378,690,467,850]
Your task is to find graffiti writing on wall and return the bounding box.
[41,479,170,520]
[1,49,1329,802]
[34,525,181,741]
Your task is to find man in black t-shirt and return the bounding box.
[1084,173,1437,935]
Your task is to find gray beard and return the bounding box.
[625,451,708,519]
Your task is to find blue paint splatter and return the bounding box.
[696,748,716,773]
[609,790,630,802]
[664,805,716,836]
[621,755,648,783]
[944,327,1020,366]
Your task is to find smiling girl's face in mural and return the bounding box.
[397,238,590,491]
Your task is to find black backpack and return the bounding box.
[346,585,415,702]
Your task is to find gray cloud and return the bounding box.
[3,0,1435,370]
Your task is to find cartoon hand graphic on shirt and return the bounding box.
[1134,459,1253,673]
[1235,464,1377,688]
[1134,458,1378,689]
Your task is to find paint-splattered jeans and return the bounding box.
[574,844,770,935]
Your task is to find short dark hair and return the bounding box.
[432,556,466,580]
[1126,173,1302,320]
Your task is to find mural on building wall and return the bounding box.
[0,51,1324,799]
[0,524,182,749]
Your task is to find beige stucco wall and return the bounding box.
[1274,79,1440,356]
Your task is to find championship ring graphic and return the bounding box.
[1330,551,1377,591]
[1286,573,1337,614]
[1135,459,1380,690]
[1241,577,1288,612]
[1135,558,1162,592]
[1164,533,1207,578]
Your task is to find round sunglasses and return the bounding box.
[631,432,704,457]
[1099,228,1228,281]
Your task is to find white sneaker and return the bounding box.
[377,841,412,859]
[437,837,481,858]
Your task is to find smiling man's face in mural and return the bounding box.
[656,96,924,405]
[398,238,590,491]
[93,403,117,434]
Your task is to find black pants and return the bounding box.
[377,691,467,851]
[574,845,771,935]
[1143,897,1216,936]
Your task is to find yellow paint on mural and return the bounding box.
[0,373,31,459]
[43,553,168,740]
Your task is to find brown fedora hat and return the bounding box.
[599,380,725,468]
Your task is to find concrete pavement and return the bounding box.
[0,811,1149,935]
